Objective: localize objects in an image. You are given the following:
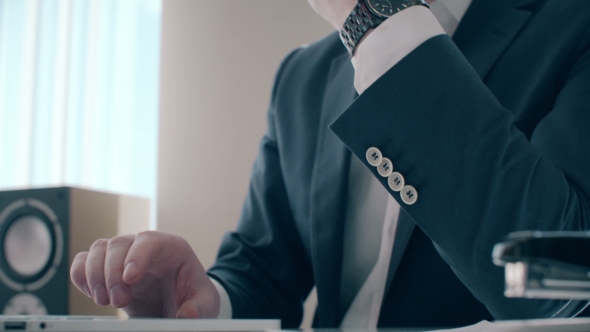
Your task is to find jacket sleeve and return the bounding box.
[207,48,314,328]
[330,34,590,319]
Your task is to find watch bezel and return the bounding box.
[365,0,421,19]
[365,0,397,18]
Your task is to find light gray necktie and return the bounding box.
[340,195,399,329]
[428,0,461,36]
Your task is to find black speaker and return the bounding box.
[0,187,149,316]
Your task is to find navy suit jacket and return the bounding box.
[208,0,590,328]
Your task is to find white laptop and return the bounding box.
[0,316,280,332]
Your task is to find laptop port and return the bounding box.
[4,321,26,330]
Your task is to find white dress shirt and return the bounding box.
[213,0,473,322]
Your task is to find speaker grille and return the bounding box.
[0,199,63,292]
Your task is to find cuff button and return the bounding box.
[388,172,405,192]
[401,185,418,205]
[366,147,382,167]
[377,158,393,177]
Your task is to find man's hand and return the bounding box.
[70,231,220,318]
[307,0,356,31]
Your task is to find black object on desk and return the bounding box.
[493,231,590,299]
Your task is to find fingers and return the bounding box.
[85,239,110,305]
[70,251,91,297]
[122,231,191,285]
[83,235,136,307]
[105,235,135,308]
[72,231,204,316]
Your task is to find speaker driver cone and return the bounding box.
[4,216,53,277]
[0,199,63,292]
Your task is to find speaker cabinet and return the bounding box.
[0,187,149,316]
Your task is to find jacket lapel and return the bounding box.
[452,0,534,79]
[310,51,357,327]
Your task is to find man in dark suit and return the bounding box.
[70,0,590,328]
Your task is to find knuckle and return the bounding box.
[107,235,131,249]
[137,230,158,240]
[137,230,169,247]
[72,251,88,264]
[170,233,189,251]
[90,239,108,251]
[135,231,169,258]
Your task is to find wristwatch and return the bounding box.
[340,0,430,56]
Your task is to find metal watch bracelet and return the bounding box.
[340,0,429,56]
[340,2,376,56]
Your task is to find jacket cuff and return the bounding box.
[352,5,444,94]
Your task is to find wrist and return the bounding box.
[340,0,430,56]
[356,28,374,51]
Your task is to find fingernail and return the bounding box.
[93,284,108,305]
[123,262,138,281]
[109,285,127,307]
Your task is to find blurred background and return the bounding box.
[0,0,332,327]
[0,0,161,220]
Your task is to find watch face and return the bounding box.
[366,0,414,17]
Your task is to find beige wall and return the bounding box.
[157,0,333,327]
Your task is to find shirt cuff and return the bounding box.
[352,5,445,94]
[210,277,232,319]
